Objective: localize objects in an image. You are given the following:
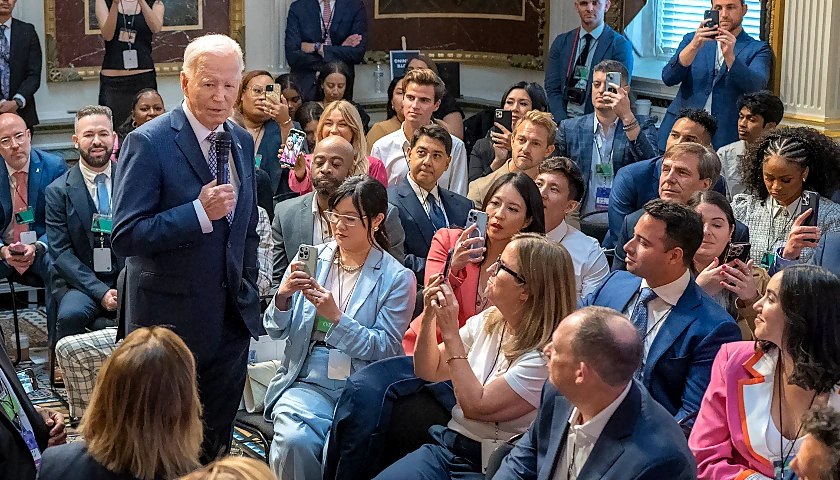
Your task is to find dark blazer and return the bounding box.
[256,119,298,206]
[111,106,261,364]
[544,25,634,122]
[0,342,49,480]
[45,164,123,299]
[285,0,367,101]
[809,232,840,274]
[611,207,750,271]
[9,19,42,130]
[659,30,773,150]
[494,381,697,480]
[580,271,742,422]
[387,177,472,283]
[37,441,139,480]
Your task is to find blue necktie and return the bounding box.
[427,193,447,231]
[94,173,110,215]
[0,25,9,100]
[630,287,658,380]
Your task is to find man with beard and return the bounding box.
[45,106,122,346]
[271,135,405,285]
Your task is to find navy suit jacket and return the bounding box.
[545,25,634,122]
[111,106,261,364]
[387,177,472,283]
[580,271,741,421]
[9,19,42,130]
[809,232,840,275]
[658,31,773,150]
[285,0,367,101]
[45,164,123,300]
[494,381,696,480]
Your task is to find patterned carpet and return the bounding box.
[0,307,48,354]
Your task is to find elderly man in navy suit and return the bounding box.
[658,0,772,150]
[493,306,696,479]
[544,0,633,121]
[112,34,260,462]
[285,0,367,101]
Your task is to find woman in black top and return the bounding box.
[95,0,164,128]
[314,62,370,133]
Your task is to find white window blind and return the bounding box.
[659,0,762,56]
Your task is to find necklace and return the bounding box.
[336,253,363,272]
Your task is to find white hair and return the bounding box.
[182,34,244,78]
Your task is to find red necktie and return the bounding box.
[12,171,27,244]
[322,0,333,45]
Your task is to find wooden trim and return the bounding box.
[768,0,785,96]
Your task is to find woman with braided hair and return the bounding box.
[732,126,840,267]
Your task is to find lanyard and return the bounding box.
[320,1,335,42]
[119,1,140,47]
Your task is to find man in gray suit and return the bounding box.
[271,136,405,285]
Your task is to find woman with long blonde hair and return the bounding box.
[288,100,388,193]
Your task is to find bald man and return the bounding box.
[271,135,405,285]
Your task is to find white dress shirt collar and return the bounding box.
[568,381,632,437]
[407,173,441,206]
[78,161,112,185]
[5,157,29,177]
[580,21,606,40]
[640,268,692,307]
[767,195,801,218]
[546,220,570,243]
[183,100,224,144]
[593,114,619,135]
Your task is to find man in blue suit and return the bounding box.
[582,200,740,422]
[46,106,123,345]
[658,0,773,151]
[112,35,261,461]
[770,232,840,277]
[556,60,657,217]
[493,306,696,479]
[285,0,367,101]
[545,0,633,121]
[388,124,471,284]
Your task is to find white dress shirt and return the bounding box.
[546,221,609,300]
[3,158,29,245]
[704,43,724,113]
[407,174,449,227]
[717,140,746,199]
[311,194,333,245]
[370,122,468,196]
[622,269,691,356]
[0,18,26,107]
[555,382,632,480]
[582,116,618,214]
[183,101,240,234]
[78,161,113,210]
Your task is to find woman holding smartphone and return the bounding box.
[264,176,416,480]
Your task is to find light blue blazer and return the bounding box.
[262,241,416,419]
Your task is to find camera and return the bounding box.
[565,87,587,106]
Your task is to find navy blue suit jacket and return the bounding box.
[580,271,741,421]
[494,381,696,480]
[45,164,123,300]
[387,178,472,283]
[545,25,634,122]
[285,0,367,101]
[658,31,773,150]
[809,232,840,275]
[112,106,261,364]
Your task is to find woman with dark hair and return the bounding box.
[405,55,465,140]
[276,73,305,121]
[315,62,370,132]
[468,82,549,182]
[690,265,840,480]
[366,76,405,150]
[114,88,164,159]
[295,102,325,152]
[263,175,416,480]
[687,190,768,339]
[733,127,840,267]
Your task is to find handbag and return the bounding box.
[242,360,282,413]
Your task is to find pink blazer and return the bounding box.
[689,342,840,479]
[402,228,481,355]
[288,154,388,193]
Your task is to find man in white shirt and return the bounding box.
[493,306,696,479]
[536,156,608,300]
[370,68,468,196]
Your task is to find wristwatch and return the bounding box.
[13,97,23,109]
[314,42,321,52]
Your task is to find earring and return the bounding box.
[374,227,379,232]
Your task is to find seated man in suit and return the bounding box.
[272,135,404,284]
[605,107,718,249]
[612,142,749,271]
[45,106,122,345]
[582,200,741,422]
[0,0,43,132]
[556,59,657,219]
[659,0,772,151]
[544,0,633,121]
[387,123,471,284]
[493,306,696,479]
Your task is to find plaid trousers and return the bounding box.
[55,328,118,418]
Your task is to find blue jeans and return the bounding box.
[372,426,484,480]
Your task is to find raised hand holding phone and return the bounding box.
[450,224,485,275]
[782,208,821,260]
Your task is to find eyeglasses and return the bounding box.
[491,254,526,284]
[324,211,365,227]
[0,132,27,148]
[249,86,266,96]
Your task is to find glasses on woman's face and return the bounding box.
[324,211,365,228]
[249,86,266,97]
[491,254,526,284]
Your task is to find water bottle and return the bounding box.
[374,61,385,94]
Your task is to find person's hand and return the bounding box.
[301,42,316,54]
[101,289,118,311]
[422,274,445,317]
[430,283,460,340]
[782,209,821,260]
[302,281,341,323]
[720,259,759,301]
[689,19,718,50]
[2,243,35,273]
[449,225,485,275]
[341,34,362,47]
[0,100,18,113]
[290,152,307,179]
[262,93,292,126]
[198,180,236,221]
[696,257,726,296]
[490,122,512,167]
[603,85,634,124]
[275,261,313,300]
[717,27,737,65]
[37,408,66,447]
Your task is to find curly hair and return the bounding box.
[739,126,840,200]
[802,405,840,480]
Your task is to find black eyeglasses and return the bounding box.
[491,254,526,284]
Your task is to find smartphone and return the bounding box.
[606,72,621,94]
[279,129,307,168]
[297,244,318,278]
[465,209,489,259]
[492,109,513,135]
[265,83,282,104]
[9,244,25,256]
[704,9,720,28]
[799,190,820,227]
[724,242,752,264]
[442,248,454,279]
